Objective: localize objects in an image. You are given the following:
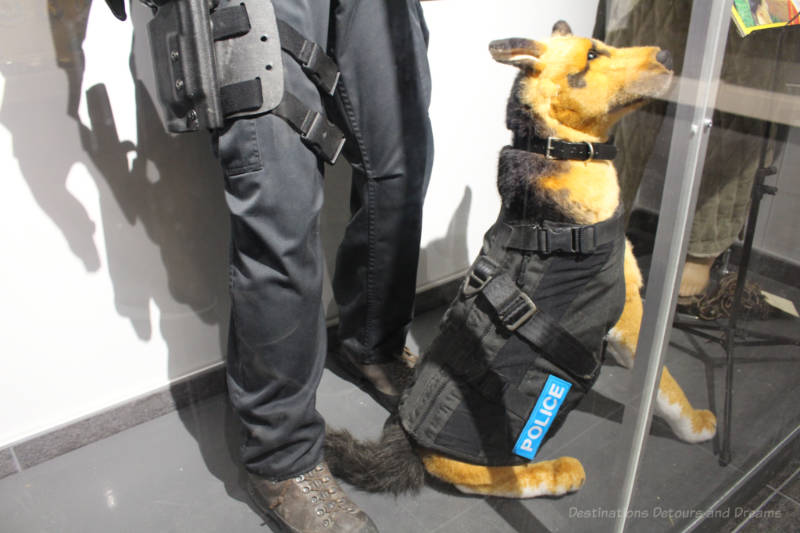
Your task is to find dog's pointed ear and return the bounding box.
[552,20,572,36]
[489,38,546,72]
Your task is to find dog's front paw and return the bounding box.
[681,409,717,443]
[655,391,717,443]
[606,328,634,369]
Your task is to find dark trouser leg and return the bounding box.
[220,0,330,480]
[330,0,434,364]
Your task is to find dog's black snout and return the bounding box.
[656,49,673,70]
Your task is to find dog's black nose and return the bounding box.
[656,49,673,70]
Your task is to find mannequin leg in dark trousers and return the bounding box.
[331,0,434,365]
[220,0,331,481]
[220,0,432,482]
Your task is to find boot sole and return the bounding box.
[246,479,298,533]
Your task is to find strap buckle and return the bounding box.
[536,227,550,253]
[299,41,340,95]
[300,111,346,164]
[583,141,595,161]
[463,256,499,296]
[499,291,537,331]
[572,226,596,253]
[545,137,557,160]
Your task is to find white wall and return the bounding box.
[0,0,598,448]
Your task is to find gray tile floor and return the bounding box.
[2,298,799,532]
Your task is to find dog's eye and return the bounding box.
[587,50,598,61]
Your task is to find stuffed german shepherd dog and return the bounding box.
[325,21,717,499]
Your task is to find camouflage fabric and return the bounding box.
[594,0,799,257]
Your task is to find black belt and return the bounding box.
[497,209,624,254]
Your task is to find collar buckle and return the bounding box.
[545,137,557,159]
[584,141,595,161]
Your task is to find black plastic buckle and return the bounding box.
[498,292,537,331]
[300,111,345,164]
[536,228,550,253]
[299,41,340,95]
[463,256,499,296]
[573,226,596,253]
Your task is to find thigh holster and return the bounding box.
[145,0,345,163]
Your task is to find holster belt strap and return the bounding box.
[219,78,263,115]
[499,209,623,254]
[465,256,601,381]
[206,5,343,163]
[211,4,251,41]
[277,20,340,95]
[209,8,341,96]
[218,80,344,163]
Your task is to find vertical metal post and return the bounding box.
[613,1,733,531]
[720,121,773,465]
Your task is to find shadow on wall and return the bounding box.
[0,2,229,389]
[1,0,477,504]
[0,0,241,497]
[1,0,100,272]
[417,185,473,290]
[321,165,473,323]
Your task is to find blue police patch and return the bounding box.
[513,374,572,460]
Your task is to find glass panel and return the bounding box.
[621,1,800,531]
[4,1,798,532]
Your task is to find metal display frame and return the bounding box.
[613,1,735,531]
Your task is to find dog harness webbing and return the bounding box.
[495,210,624,254]
[514,135,617,161]
[466,256,601,381]
[399,208,626,465]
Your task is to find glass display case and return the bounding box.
[1,1,798,532]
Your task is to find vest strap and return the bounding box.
[499,209,623,254]
[464,256,601,381]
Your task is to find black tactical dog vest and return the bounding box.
[399,208,626,466]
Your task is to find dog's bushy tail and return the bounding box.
[324,416,425,495]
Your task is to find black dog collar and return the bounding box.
[514,135,617,161]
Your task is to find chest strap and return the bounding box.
[498,209,623,254]
[464,255,601,382]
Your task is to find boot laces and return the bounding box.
[294,464,359,527]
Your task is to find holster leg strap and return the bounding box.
[276,20,340,95]
[272,91,346,164]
